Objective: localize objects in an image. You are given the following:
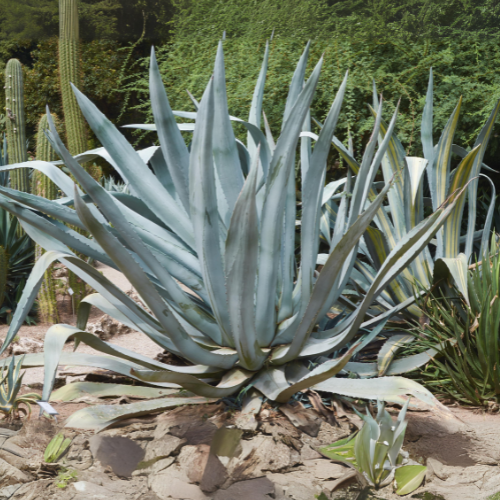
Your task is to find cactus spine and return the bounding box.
[34,114,60,324]
[5,59,29,192]
[59,0,88,157]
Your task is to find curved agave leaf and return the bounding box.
[377,334,414,376]
[131,367,252,399]
[395,465,427,495]
[69,88,196,249]
[345,347,438,377]
[189,77,233,346]
[434,253,469,305]
[255,56,323,346]
[464,100,500,257]
[313,376,451,414]
[421,69,434,162]
[225,150,266,370]
[213,42,244,218]
[41,325,222,401]
[149,48,190,211]
[248,40,269,158]
[65,396,217,432]
[272,176,394,364]
[479,174,496,256]
[73,187,235,368]
[442,145,481,258]
[253,343,356,403]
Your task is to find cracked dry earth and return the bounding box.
[0,402,498,500]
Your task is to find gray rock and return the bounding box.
[0,483,23,500]
[213,477,274,500]
[144,434,185,462]
[89,435,145,477]
[0,458,30,488]
[148,465,209,500]
[87,315,133,340]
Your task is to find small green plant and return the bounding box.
[319,400,426,494]
[0,356,41,419]
[56,467,78,489]
[44,433,72,463]
[412,236,500,406]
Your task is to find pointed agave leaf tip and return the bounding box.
[270,29,275,40]
[222,30,226,41]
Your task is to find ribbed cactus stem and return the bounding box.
[59,0,87,156]
[35,114,60,324]
[5,59,29,192]
[60,0,88,312]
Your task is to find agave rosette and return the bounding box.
[321,71,499,328]
[0,42,463,411]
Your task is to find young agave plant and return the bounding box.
[322,71,499,324]
[0,42,462,414]
[0,356,41,419]
[320,400,427,494]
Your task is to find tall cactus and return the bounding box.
[59,0,89,312]
[5,59,29,192]
[59,0,87,156]
[34,114,60,324]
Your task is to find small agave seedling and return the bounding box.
[320,400,427,495]
[44,433,72,463]
[0,355,41,419]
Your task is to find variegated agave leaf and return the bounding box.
[0,42,458,426]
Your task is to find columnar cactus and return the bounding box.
[59,0,87,157]
[5,59,29,192]
[34,114,60,324]
[59,0,89,310]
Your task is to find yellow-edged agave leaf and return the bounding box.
[434,253,470,305]
[442,145,481,259]
[377,334,414,377]
[318,434,358,468]
[65,396,217,432]
[395,465,427,495]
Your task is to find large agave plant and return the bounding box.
[0,42,462,415]
[321,71,499,323]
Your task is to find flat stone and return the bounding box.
[0,483,23,500]
[227,435,298,482]
[308,459,348,479]
[300,444,321,461]
[154,404,223,441]
[148,465,209,500]
[0,458,30,488]
[267,470,324,500]
[322,470,358,493]
[169,420,218,446]
[200,453,227,492]
[213,477,274,500]
[73,481,116,496]
[89,435,145,477]
[144,434,186,462]
[178,445,211,483]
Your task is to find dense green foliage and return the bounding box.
[130,33,500,175]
